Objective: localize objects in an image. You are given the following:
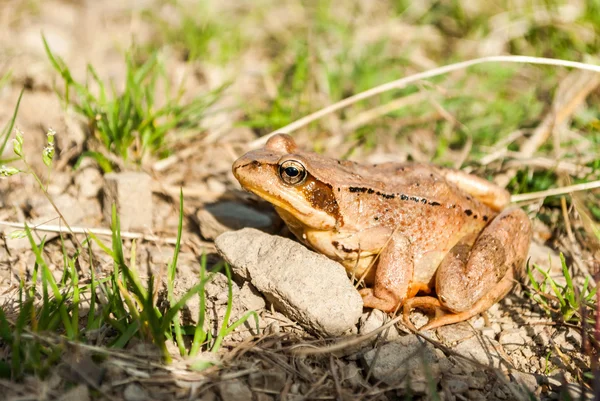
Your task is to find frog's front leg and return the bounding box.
[416,207,532,330]
[359,233,415,312]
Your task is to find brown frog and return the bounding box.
[232,134,532,330]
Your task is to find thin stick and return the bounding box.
[249,55,600,149]
[510,180,600,203]
[0,221,181,245]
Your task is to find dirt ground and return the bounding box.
[0,1,599,400]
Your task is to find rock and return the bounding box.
[36,193,86,225]
[467,374,488,390]
[452,335,506,368]
[442,376,469,395]
[58,385,90,401]
[4,193,86,251]
[196,201,278,240]
[358,309,400,342]
[215,228,363,337]
[498,329,526,351]
[480,327,496,339]
[217,379,253,401]
[75,166,103,198]
[103,172,153,231]
[47,172,73,196]
[436,322,476,345]
[236,282,266,311]
[510,371,538,395]
[555,328,583,352]
[123,383,149,401]
[494,387,509,399]
[565,383,594,400]
[204,271,241,304]
[361,335,440,391]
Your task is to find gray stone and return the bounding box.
[480,327,496,339]
[510,371,538,395]
[452,335,506,368]
[436,322,476,345]
[442,376,469,394]
[565,383,594,400]
[358,309,400,342]
[197,201,278,240]
[556,328,583,352]
[217,379,253,401]
[4,193,86,250]
[75,166,103,198]
[103,172,153,231]
[467,374,488,390]
[237,282,266,311]
[498,329,526,351]
[215,228,363,337]
[361,335,440,390]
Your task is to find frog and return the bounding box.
[232,133,532,330]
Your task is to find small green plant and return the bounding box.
[0,129,260,379]
[526,254,596,324]
[42,35,221,169]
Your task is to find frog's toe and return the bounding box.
[359,288,400,313]
[402,296,446,331]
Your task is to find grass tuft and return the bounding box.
[42,35,222,169]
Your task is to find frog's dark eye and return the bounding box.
[279,160,307,185]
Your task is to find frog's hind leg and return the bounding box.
[404,271,516,331]
[426,207,531,329]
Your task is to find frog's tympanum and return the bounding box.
[232,134,532,330]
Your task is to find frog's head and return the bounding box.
[232,134,340,229]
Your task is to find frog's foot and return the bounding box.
[404,273,516,331]
[402,296,447,331]
[359,288,401,313]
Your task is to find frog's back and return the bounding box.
[343,162,475,207]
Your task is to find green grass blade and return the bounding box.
[0,87,24,159]
[111,322,140,349]
[189,254,208,357]
[68,256,80,338]
[161,282,205,333]
[24,225,75,338]
[167,189,186,356]
[211,264,234,353]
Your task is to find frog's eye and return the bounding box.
[279,160,307,185]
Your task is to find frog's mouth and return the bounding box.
[241,181,337,230]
